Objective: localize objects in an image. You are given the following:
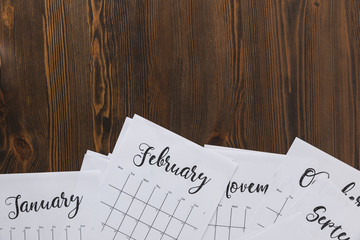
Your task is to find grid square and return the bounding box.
[161,196,180,215]
[230,227,245,239]
[136,184,157,201]
[217,226,230,239]
[128,199,146,220]
[140,206,158,226]
[164,218,184,238]
[152,211,170,232]
[105,209,125,232]
[148,191,169,209]
[173,205,191,221]
[118,215,137,235]
[217,206,231,226]
[106,186,122,206]
[122,178,144,197]
[145,228,162,239]
[231,207,246,226]
[130,221,149,239]
[115,192,133,212]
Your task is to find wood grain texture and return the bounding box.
[0,0,359,173]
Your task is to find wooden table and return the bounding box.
[0,0,359,173]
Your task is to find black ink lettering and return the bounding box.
[306,206,350,240]
[133,143,155,167]
[68,195,83,219]
[341,182,355,196]
[157,147,170,167]
[299,168,330,188]
[356,196,360,207]
[225,181,269,199]
[133,143,212,194]
[188,173,211,194]
[306,206,323,222]
[5,195,21,220]
[341,182,360,207]
[4,192,83,220]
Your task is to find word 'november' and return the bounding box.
[226,181,269,198]
[133,143,211,194]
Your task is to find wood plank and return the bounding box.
[0,0,359,172]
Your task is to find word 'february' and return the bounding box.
[5,192,83,220]
[133,143,211,194]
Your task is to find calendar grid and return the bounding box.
[265,191,293,224]
[208,205,250,240]
[255,189,294,229]
[101,169,199,240]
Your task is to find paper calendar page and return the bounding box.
[202,145,285,240]
[284,179,360,240]
[244,155,320,234]
[240,213,315,240]
[0,171,100,240]
[246,138,360,236]
[94,115,237,240]
[80,150,110,173]
[288,138,360,208]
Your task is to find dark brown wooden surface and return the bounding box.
[0,0,359,173]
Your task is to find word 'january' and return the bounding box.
[133,143,211,194]
[5,192,83,220]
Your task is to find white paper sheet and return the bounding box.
[284,178,360,240]
[246,137,360,236]
[0,171,100,240]
[95,115,238,240]
[83,145,286,240]
[202,145,285,240]
[244,155,320,233]
[240,213,315,240]
[243,179,360,240]
[288,138,360,207]
[81,150,110,173]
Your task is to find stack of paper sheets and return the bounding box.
[1,115,359,240]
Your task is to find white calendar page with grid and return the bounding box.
[99,165,201,240]
[240,213,316,240]
[243,156,320,235]
[283,179,360,240]
[0,171,101,240]
[244,179,360,240]
[288,138,360,208]
[245,139,360,237]
[202,146,285,240]
[95,115,237,240]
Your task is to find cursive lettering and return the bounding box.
[306,206,350,240]
[226,181,269,198]
[5,192,83,220]
[299,168,330,188]
[133,143,211,194]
